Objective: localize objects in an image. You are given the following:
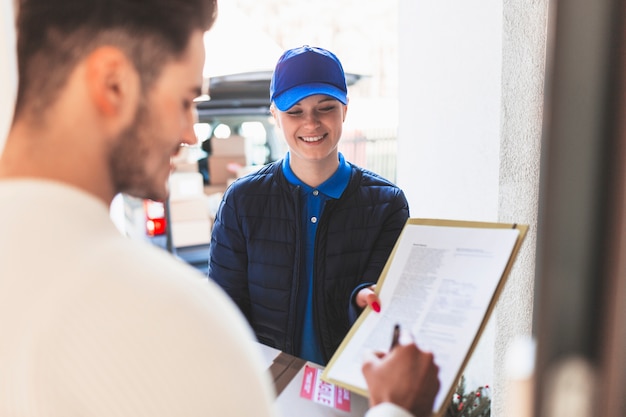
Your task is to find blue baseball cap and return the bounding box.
[270,45,348,111]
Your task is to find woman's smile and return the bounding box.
[299,134,326,143]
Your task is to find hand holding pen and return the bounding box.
[362,324,441,417]
[390,323,401,350]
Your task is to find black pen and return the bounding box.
[390,323,400,350]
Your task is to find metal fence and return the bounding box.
[339,127,399,183]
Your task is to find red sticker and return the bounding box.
[300,365,316,400]
[299,365,351,412]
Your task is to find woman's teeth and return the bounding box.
[301,135,324,142]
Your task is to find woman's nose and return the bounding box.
[303,112,320,127]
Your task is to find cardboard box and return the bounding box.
[203,184,227,196]
[169,172,204,200]
[208,155,247,185]
[256,344,370,417]
[168,196,209,223]
[274,360,369,416]
[170,218,211,248]
[211,135,246,156]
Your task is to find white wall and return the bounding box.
[397,0,503,394]
[0,0,17,155]
[397,0,502,221]
[397,1,547,415]
[495,2,547,415]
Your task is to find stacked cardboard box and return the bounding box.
[168,172,211,248]
[208,135,247,185]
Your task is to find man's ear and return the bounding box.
[84,46,139,122]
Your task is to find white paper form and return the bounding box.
[322,223,520,414]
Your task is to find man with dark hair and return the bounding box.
[0,2,439,416]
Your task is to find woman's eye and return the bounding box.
[319,105,335,112]
[287,110,302,116]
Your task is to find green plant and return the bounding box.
[445,375,491,417]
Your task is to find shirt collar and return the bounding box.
[282,152,351,199]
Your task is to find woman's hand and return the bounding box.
[356,285,381,312]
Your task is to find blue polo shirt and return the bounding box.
[282,152,351,364]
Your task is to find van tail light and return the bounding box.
[143,199,166,236]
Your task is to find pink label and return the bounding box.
[335,387,352,411]
[300,365,316,400]
[299,365,351,412]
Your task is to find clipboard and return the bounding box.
[321,218,528,417]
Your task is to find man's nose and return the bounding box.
[182,107,199,145]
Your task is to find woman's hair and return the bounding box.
[13,0,218,118]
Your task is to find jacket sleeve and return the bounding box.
[364,188,409,283]
[362,188,409,283]
[347,282,376,323]
[208,189,252,321]
[348,188,409,322]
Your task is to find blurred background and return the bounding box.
[204,0,401,181]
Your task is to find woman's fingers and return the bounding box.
[356,286,381,312]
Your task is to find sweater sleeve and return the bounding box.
[365,403,416,417]
[36,246,277,417]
